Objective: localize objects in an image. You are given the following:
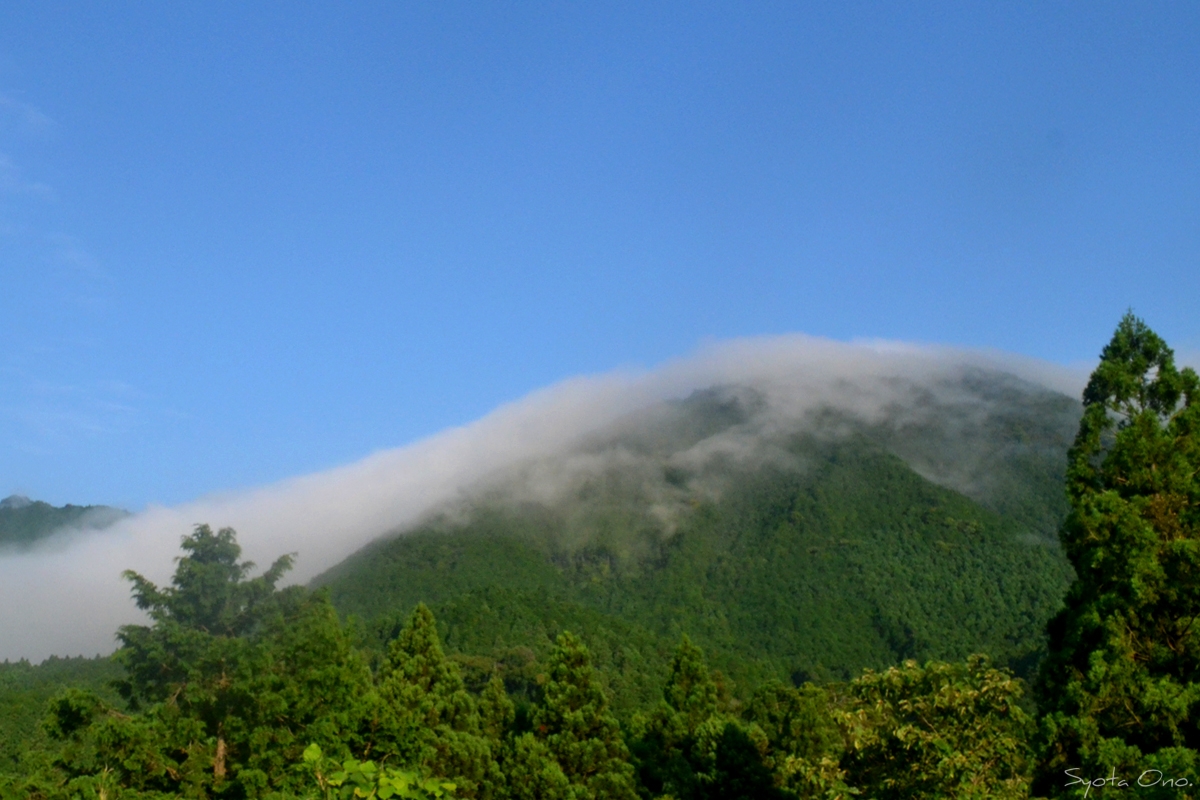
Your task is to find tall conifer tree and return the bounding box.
[630,635,788,799]
[40,525,375,797]
[631,636,724,799]
[527,631,638,800]
[376,603,504,799]
[1036,313,1200,793]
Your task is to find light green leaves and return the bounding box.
[304,743,458,799]
[840,656,1033,800]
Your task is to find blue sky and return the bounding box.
[2,2,1198,509]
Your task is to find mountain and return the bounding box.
[313,368,1080,705]
[0,496,129,550]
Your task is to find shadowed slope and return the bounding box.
[0,496,128,550]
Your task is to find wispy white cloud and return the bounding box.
[49,237,115,310]
[0,335,1087,661]
[0,93,55,134]
[0,153,53,199]
[3,378,143,445]
[0,94,57,220]
[55,239,111,282]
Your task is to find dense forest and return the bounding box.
[1,313,1197,799]
[318,438,1073,707]
[316,364,1081,701]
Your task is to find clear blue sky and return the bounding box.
[2,2,1197,509]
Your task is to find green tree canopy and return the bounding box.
[1035,312,1200,795]
[630,636,792,800]
[116,524,297,707]
[841,656,1033,800]
[36,525,376,798]
[747,680,846,799]
[375,603,503,799]
[630,636,724,800]
[521,631,637,800]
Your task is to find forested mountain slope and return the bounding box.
[8,319,1192,800]
[314,369,1080,702]
[0,495,127,549]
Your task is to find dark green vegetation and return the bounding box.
[0,495,127,549]
[5,313,1197,798]
[317,372,1080,702]
[0,657,123,775]
[0,524,1036,799]
[1034,315,1200,795]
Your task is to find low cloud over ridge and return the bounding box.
[0,335,1086,662]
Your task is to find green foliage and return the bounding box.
[318,435,1074,704]
[702,723,789,800]
[303,743,458,800]
[115,524,299,708]
[374,605,503,799]
[631,637,785,800]
[639,441,1071,684]
[630,637,719,799]
[0,534,1046,800]
[1035,313,1200,795]
[661,637,719,733]
[426,586,667,715]
[747,681,848,799]
[0,656,123,775]
[503,734,571,800]
[2,528,515,799]
[839,656,1033,799]
[522,632,638,800]
[13,524,378,798]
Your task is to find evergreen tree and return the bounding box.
[505,734,572,800]
[747,681,847,799]
[232,593,377,788]
[631,636,723,799]
[663,636,719,733]
[116,524,297,709]
[631,636,789,800]
[1035,313,1200,794]
[479,674,515,743]
[525,631,638,800]
[376,604,504,799]
[702,723,789,800]
[32,525,377,798]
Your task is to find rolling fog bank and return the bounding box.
[0,335,1086,662]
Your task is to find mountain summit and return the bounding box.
[313,366,1080,703]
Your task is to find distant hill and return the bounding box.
[313,369,1081,706]
[0,496,128,549]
